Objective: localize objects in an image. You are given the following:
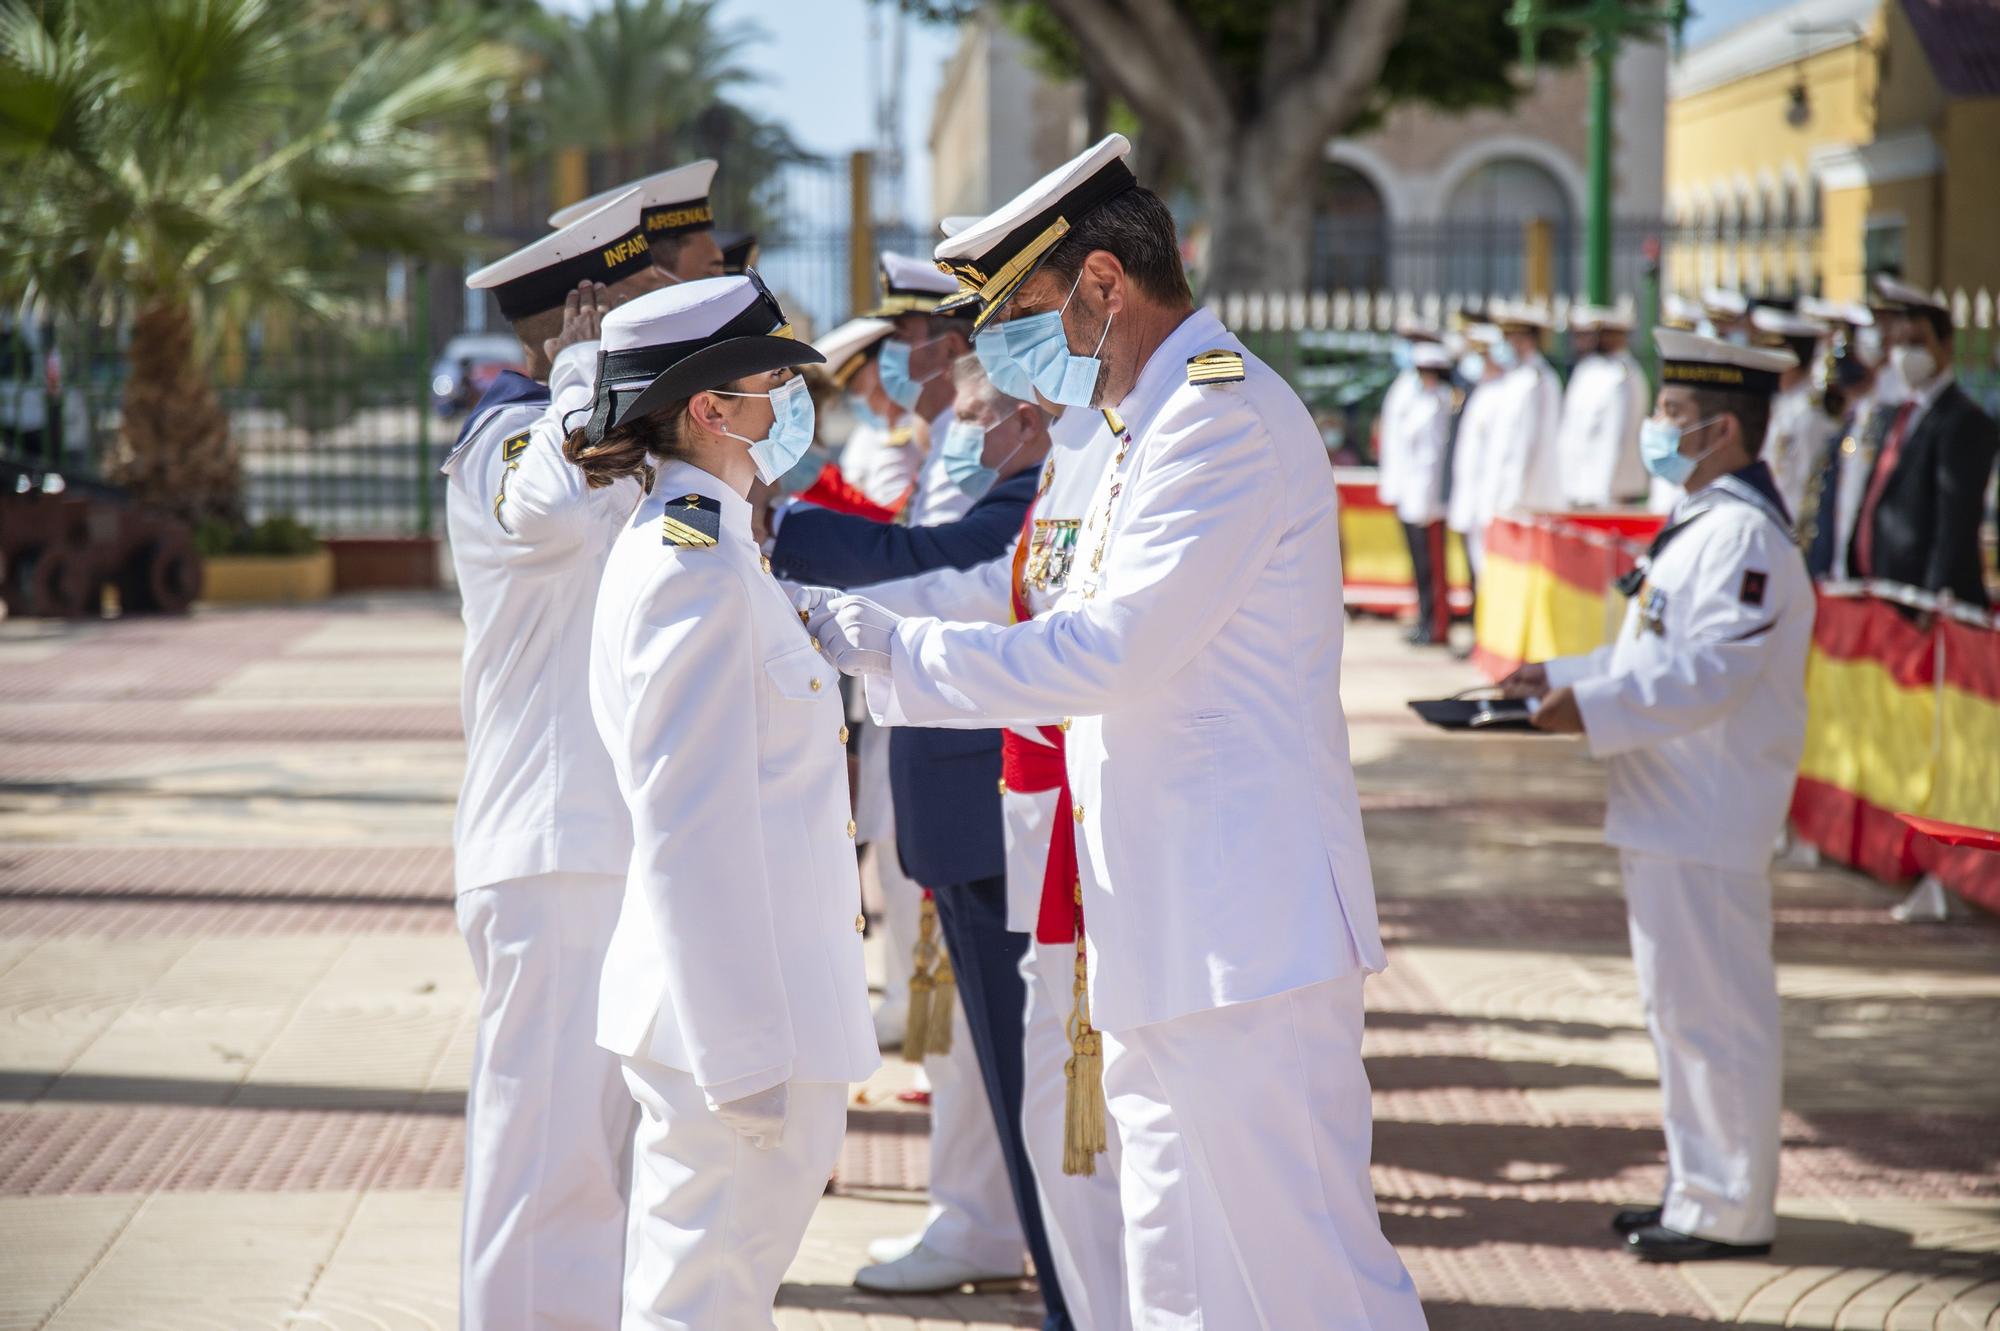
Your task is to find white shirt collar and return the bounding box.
[1115,307,1224,434]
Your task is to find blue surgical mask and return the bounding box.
[1457,354,1485,382]
[999,272,1111,408]
[877,338,945,410]
[1639,414,1723,487]
[709,375,817,485]
[1489,341,1520,371]
[941,415,1021,497]
[974,327,1040,403]
[1392,341,1415,371]
[775,443,827,496]
[848,392,886,432]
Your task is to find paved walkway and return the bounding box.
[1,597,1995,1329]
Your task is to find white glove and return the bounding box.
[785,581,835,624]
[808,595,899,677]
[712,1082,788,1150]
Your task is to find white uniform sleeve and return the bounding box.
[857,547,1015,624]
[1571,520,1793,759]
[621,560,794,1099]
[1544,643,1617,688]
[877,388,1284,726]
[495,341,612,550]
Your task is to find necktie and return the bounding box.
[1852,400,1916,579]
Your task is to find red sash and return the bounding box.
[1001,502,1083,945]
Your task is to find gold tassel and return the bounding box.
[1061,898,1107,1177]
[903,895,939,1063]
[925,947,956,1057]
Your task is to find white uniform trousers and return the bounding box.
[1104,973,1426,1331]
[917,995,1026,1270]
[456,873,633,1331]
[619,1060,849,1330]
[1621,850,1782,1245]
[867,838,923,1035]
[1022,939,1129,1331]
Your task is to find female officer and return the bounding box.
[563,275,879,1328]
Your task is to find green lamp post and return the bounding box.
[1508,0,1690,307]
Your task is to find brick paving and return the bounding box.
[2,598,1997,1329]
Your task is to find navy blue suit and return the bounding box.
[767,466,1069,1331]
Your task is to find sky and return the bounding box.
[1684,0,1802,48]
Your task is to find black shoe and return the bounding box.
[1404,627,1435,646]
[1610,1206,1662,1236]
[1627,1224,1772,1262]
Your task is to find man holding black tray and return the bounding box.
[1502,329,1815,1265]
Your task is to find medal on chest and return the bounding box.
[1027,518,1083,592]
[1636,582,1669,637]
[1074,410,1135,600]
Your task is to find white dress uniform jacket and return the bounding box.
[1545,473,1815,872]
[1556,353,1646,508]
[839,416,923,507]
[1373,367,1420,513]
[1487,353,1565,518]
[1447,374,1507,542]
[1377,377,1452,526]
[868,309,1385,1035]
[1763,379,1827,522]
[590,460,880,1100]
[442,342,636,894]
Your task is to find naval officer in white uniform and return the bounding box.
[446,191,662,1331]
[1506,329,1813,1263]
[810,134,1426,1331]
[564,275,879,1328]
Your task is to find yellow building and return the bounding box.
[1666,0,2000,302]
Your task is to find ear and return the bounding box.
[1083,249,1126,311]
[686,389,729,436]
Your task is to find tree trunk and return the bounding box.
[110,296,240,528]
[1197,140,1317,298]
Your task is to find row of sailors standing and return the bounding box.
[1374,278,1997,647]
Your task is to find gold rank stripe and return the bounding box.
[661,514,718,548]
[501,431,530,462]
[1186,350,1245,385]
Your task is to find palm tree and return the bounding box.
[536,0,761,184]
[0,0,520,525]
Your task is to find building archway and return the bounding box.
[1439,154,1576,296]
[1309,161,1389,291]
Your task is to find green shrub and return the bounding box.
[193,516,322,557]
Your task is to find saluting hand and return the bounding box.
[542,281,607,362]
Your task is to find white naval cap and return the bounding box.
[1661,293,1703,329]
[938,214,981,238]
[933,133,1137,331]
[466,189,649,323]
[867,251,960,317]
[548,159,719,239]
[1412,342,1455,370]
[1701,286,1750,318]
[1393,316,1442,341]
[1871,273,1948,315]
[1489,298,1552,330]
[1751,306,1830,340]
[814,316,894,389]
[1655,327,1796,398]
[1567,303,1632,333]
[576,273,821,445]
[1464,322,1503,346]
[1799,294,1873,328]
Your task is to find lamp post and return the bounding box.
[1508,0,1689,306]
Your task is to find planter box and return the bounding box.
[200,549,335,604]
[327,537,441,593]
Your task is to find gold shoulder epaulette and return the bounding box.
[661,492,722,549]
[885,426,915,448]
[1101,408,1126,436]
[1186,350,1244,386]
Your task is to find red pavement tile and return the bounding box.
[0,897,453,938]
[0,846,454,898]
[0,700,463,742]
